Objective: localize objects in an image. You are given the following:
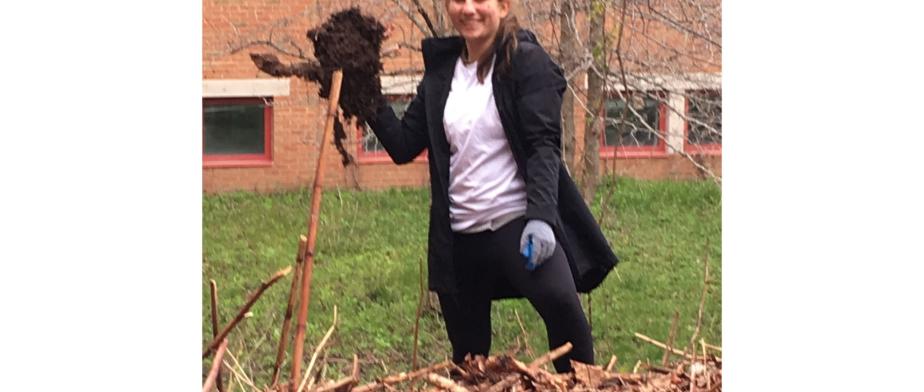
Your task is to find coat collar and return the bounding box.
[420,29,542,81]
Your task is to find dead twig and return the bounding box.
[605,355,618,372]
[209,280,226,392]
[202,267,292,358]
[223,348,260,392]
[688,247,711,355]
[514,309,537,362]
[412,257,425,369]
[528,342,573,369]
[202,339,229,392]
[297,306,339,392]
[634,333,696,360]
[272,236,308,386]
[424,374,469,392]
[352,360,452,392]
[662,310,680,366]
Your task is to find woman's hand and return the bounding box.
[520,219,556,270]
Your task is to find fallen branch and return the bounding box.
[352,360,452,392]
[203,267,292,358]
[202,339,229,392]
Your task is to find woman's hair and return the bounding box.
[465,15,520,83]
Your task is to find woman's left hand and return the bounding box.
[520,219,556,270]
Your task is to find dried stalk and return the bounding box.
[662,310,680,366]
[202,267,292,358]
[203,339,229,392]
[209,280,225,392]
[424,374,469,392]
[297,306,339,392]
[224,347,260,392]
[291,69,344,392]
[272,236,308,386]
[605,355,618,372]
[528,342,573,369]
[634,333,695,360]
[687,250,711,355]
[412,257,425,369]
[701,341,722,352]
[514,309,536,361]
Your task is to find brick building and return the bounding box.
[202,0,721,193]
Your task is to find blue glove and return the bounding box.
[520,220,555,270]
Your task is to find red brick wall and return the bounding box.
[202,0,720,194]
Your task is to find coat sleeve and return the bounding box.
[365,82,429,164]
[514,44,567,226]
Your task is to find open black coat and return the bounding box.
[367,29,619,299]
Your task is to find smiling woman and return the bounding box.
[365,0,620,374]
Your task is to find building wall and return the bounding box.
[202,0,720,194]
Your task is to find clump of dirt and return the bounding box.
[250,7,387,166]
[307,7,386,123]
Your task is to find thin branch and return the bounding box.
[209,280,225,392]
[203,339,229,392]
[202,267,292,358]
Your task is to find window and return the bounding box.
[602,91,668,157]
[685,90,722,154]
[358,95,424,162]
[203,97,273,167]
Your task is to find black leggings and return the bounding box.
[437,217,594,373]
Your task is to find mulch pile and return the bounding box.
[250,7,387,165]
[265,344,721,392]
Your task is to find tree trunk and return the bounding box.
[558,0,578,173]
[580,0,606,203]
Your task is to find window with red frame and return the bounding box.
[602,92,667,157]
[203,97,273,167]
[685,90,722,153]
[359,95,412,161]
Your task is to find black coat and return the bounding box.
[368,29,619,299]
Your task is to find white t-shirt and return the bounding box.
[443,56,527,233]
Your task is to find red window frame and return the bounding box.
[202,97,273,168]
[683,90,722,155]
[356,94,427,164]
[600,91,669,159]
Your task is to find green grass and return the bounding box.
[202,176,721,384]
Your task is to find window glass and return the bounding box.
[204,103,265,155]
[687,91,722,145]
[604,94,661,147]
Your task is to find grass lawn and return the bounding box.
[202,176,721,385]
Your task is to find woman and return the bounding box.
[367,0,619,373]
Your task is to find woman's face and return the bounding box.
[446,0,510,44]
